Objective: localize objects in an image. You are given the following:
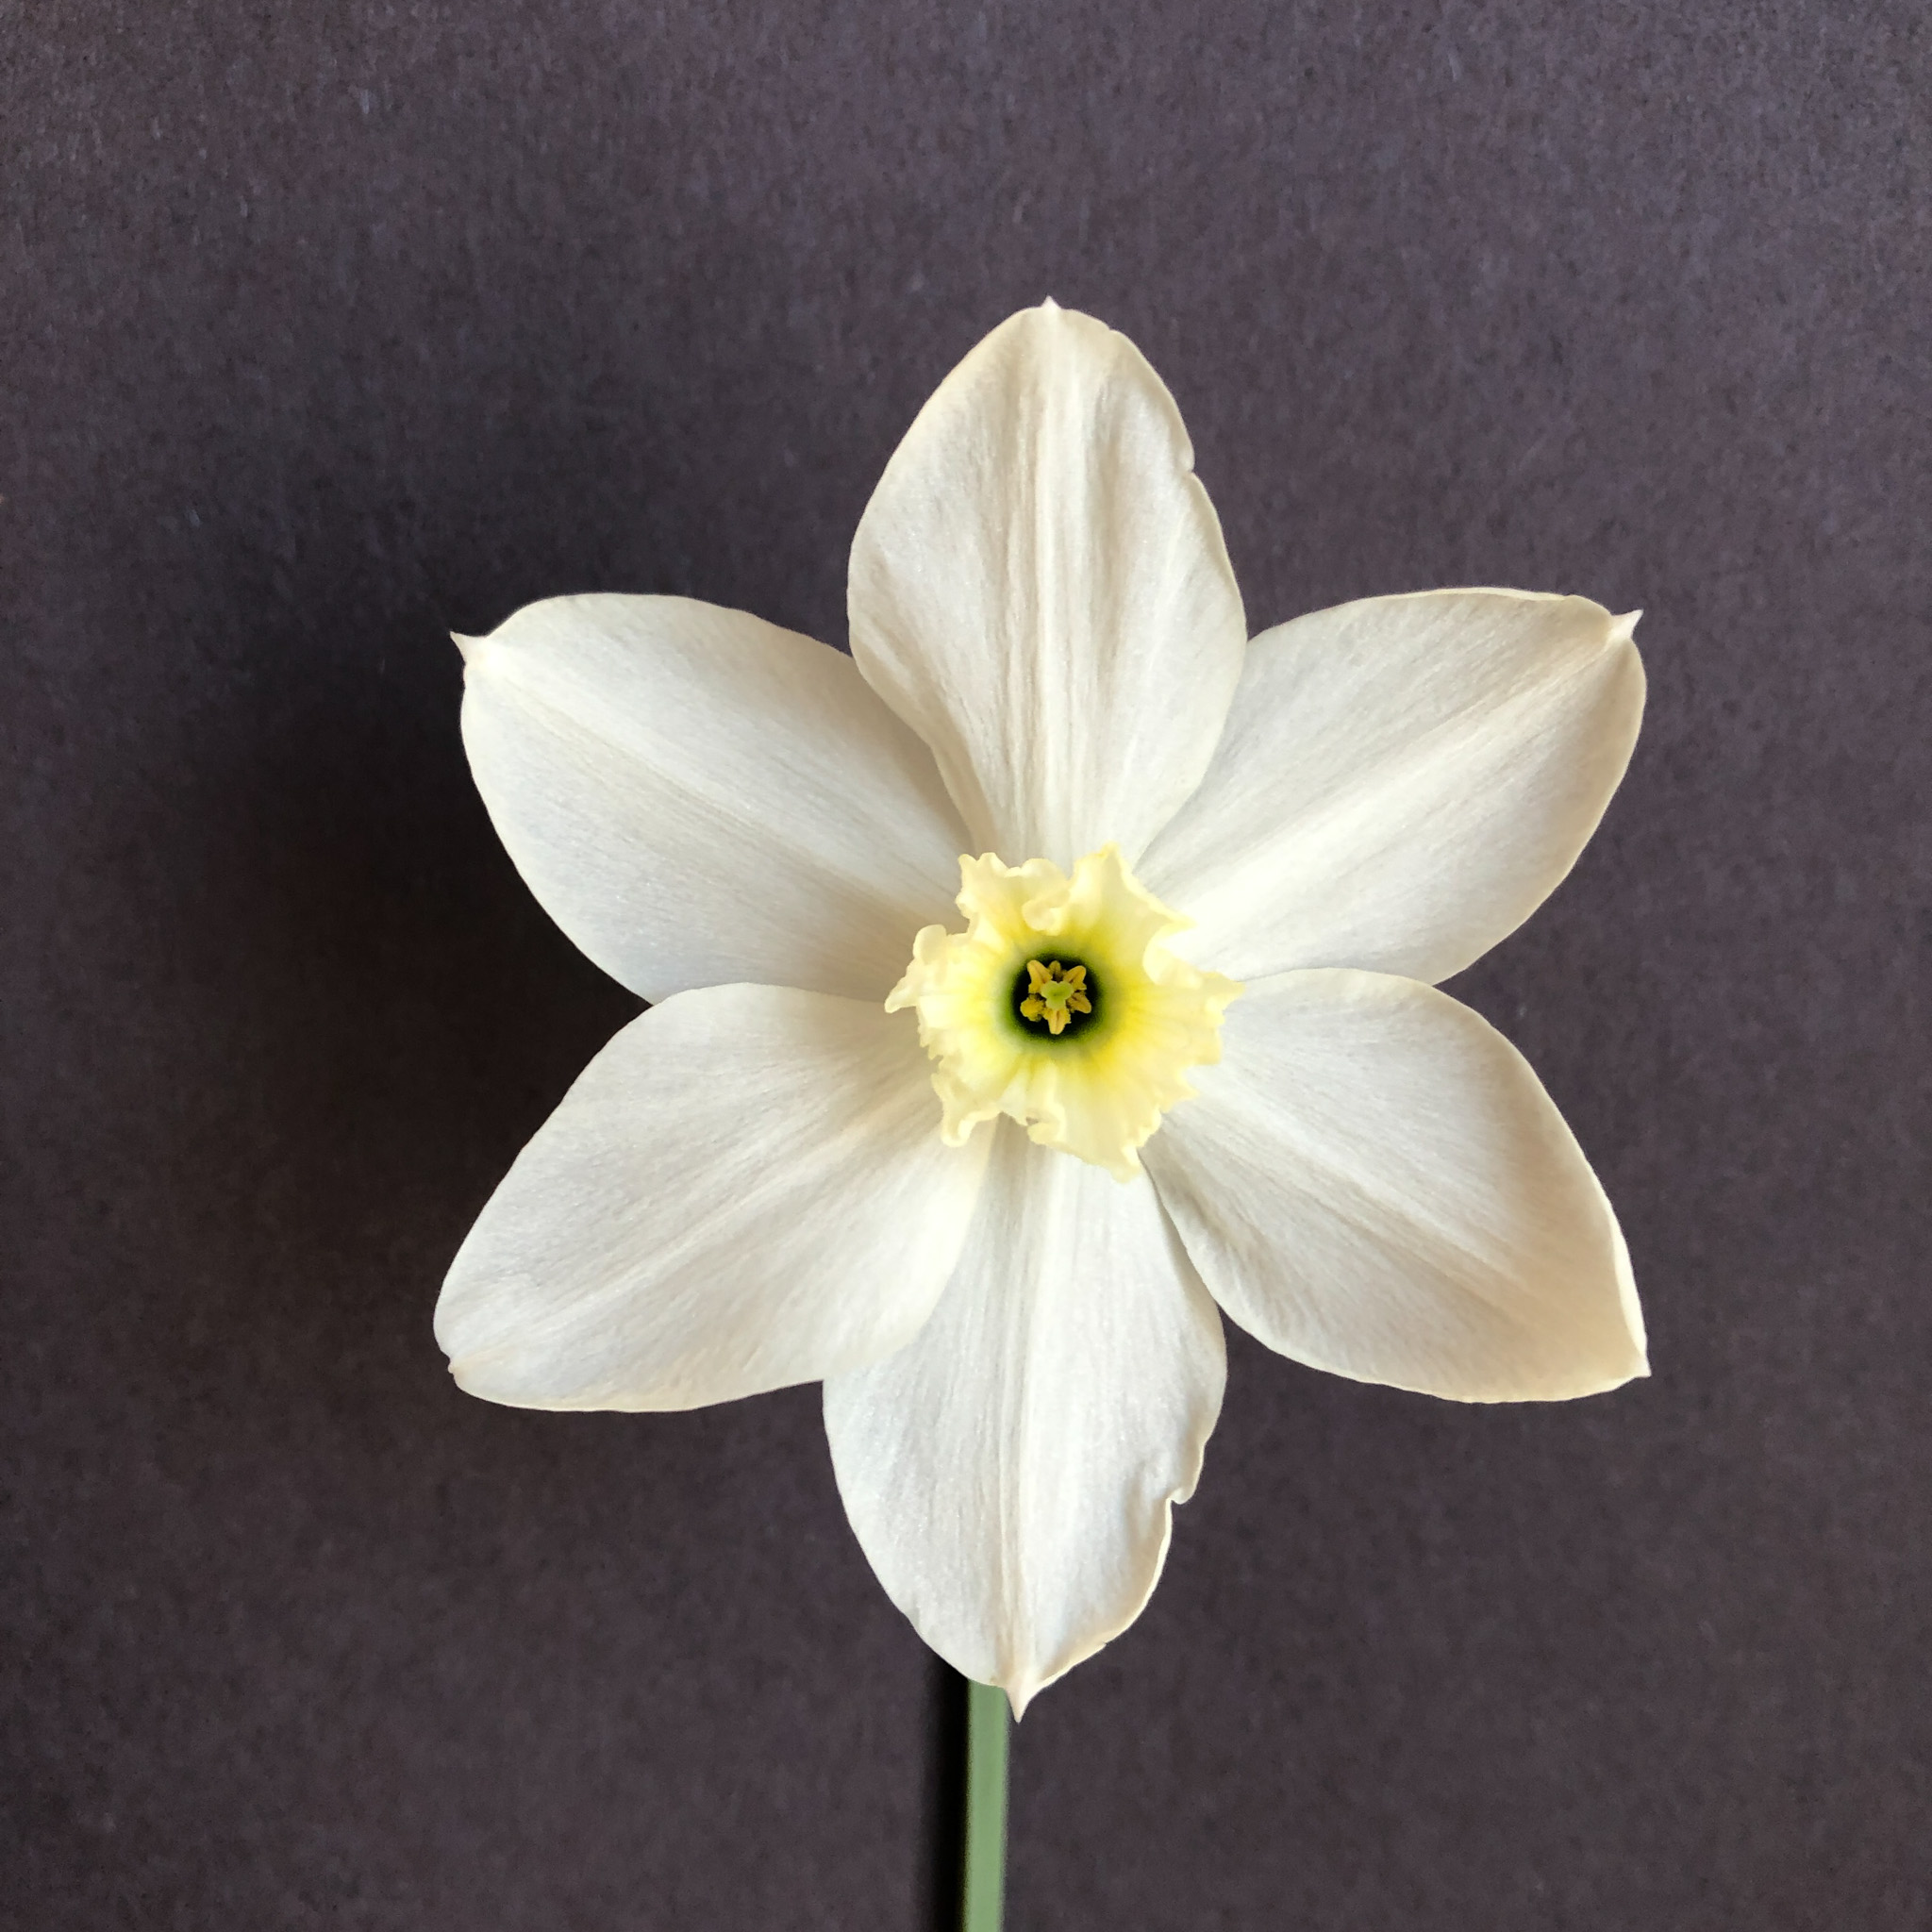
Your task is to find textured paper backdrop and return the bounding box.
[5,4,1928,1926]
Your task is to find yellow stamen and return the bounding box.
[1019,959,1092,1035]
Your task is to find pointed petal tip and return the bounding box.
[1560,1340,1650,1400]
[444,1350,503,1402]
[1001,1669,1048,1720]
[451,629,483,665]
[1609,608,1643,643]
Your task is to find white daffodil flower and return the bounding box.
[437,302,1648,1714]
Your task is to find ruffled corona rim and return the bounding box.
[887,846,1241,1180]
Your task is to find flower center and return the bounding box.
[1015,958,1095,1037]
[887,845,1241,1179]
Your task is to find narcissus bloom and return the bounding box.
[438,303,1647,1713]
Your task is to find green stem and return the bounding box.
[961,1680,1009,1932]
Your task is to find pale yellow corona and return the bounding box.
[886,845,1242,1180]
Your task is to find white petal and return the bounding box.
[848,304,1247,870]
[437,987,988,1410]
[1143,971,1645,1403]
[1139,591,1644,984]
[824,1121,1225,1713]
[459,594,971,1002]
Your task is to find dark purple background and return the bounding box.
[6,4,1927,1925]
